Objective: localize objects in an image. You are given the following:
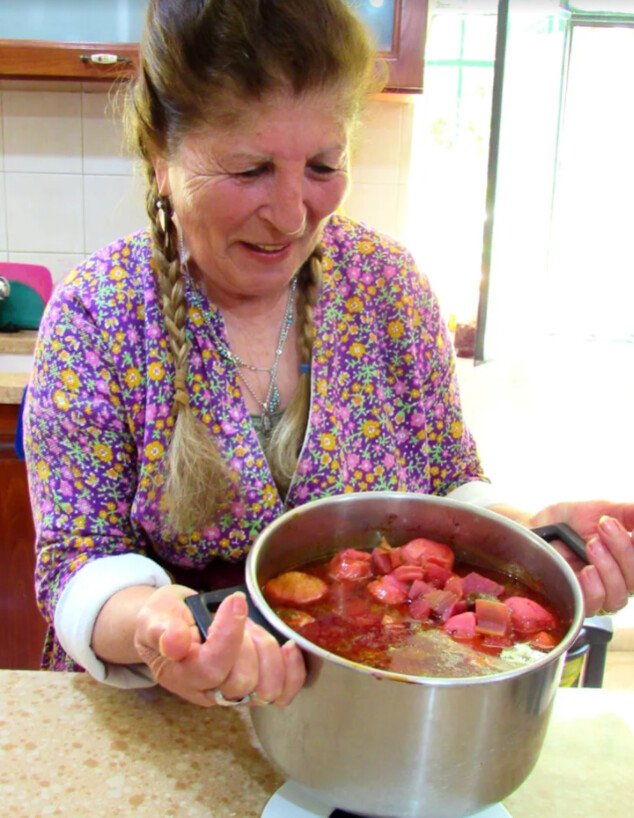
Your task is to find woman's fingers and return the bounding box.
[577,564,606,617]
[213,626,259,702]
[134,585,198,668]
[273,641,306,707]
[597,516,634,592]
[584,517,633,613]
[586,538,627,613]
[194,593,250,685]
[245,620,286,704]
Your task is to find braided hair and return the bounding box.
[124,0,383,533]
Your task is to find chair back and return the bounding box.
[0,261,53,307]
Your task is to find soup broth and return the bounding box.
[262,537,567,678]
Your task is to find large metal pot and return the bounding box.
[245,492,585,818]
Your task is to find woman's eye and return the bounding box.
[234,165,269,179]
[310,164,337,175]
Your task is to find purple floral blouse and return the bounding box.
[24,214,487,670]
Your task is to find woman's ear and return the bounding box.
[154,156,171,197]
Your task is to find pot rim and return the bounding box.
[245,491,586,687]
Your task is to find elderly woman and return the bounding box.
[24,0,634,709]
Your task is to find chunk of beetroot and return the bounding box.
[424,588,461,621]
[401,537,455,570]
[367,573,409,605]
[475,598,512,637]
[461,572,505,599]
[506,596,558,635]
[444,611,477,639]
[391,564,424,583]
[424,563,454,588]
[444,575,464,598]
[451,599,469,617]
[264,571,329,607]
[389,547,405,569]
[408,578,434,600]
[371,547,393,575]
[409,597,431,621]
[328,548,373,582]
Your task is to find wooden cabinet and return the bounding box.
[367,0,429,93]
[0,0,428,92]
[0,40,139,82]
[0,403,46,670]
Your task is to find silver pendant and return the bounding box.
[269,384,280,413]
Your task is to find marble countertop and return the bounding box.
[0,370,29,404]
[0,330,37,356]
[0,671,632,817]
[0,331,35,403]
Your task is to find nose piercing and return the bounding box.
[286,216,307,238]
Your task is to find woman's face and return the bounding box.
[155,92,352,302]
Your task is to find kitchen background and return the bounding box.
[0,0,633,639]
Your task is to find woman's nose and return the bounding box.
[260,173,307,237]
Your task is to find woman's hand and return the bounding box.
[526,501,634,617]
[133,585,306,708]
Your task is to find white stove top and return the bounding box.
[261,781,512,818]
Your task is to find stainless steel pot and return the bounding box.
[244,492,585,818]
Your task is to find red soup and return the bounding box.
[262,536,567,678]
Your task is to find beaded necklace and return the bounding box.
[180,237,297,433]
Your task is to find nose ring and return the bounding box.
[286,217,307,238]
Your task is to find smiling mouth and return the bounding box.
[243,241,290,253]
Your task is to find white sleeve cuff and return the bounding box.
[447,480,508,509]
[54,553,172,689]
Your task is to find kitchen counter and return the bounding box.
[0,330,35,403]
[0,330,37,356]
[0,671,632,818]
[0,370,29,404]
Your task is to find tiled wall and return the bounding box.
[0,80,415,285]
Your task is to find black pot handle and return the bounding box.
[184,585,284,645]
[531,523,589,564]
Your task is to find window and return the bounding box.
[405,9,496,326]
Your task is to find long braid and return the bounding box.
[268,245,323,486]
[145,175,235,533]
[151,192,190,411]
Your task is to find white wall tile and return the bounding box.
[351,100,403,186]
[8,251,85,285]
[399,102,415,185]
[3,90,83,174]
[5,172,84,253]
[344,182,400,239]
[396,184,411,243]
[82,81,120,94]
[82,91,135,175]
[0,174,7,252]
[83,173,148,254]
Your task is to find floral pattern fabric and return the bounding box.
[24,214,487,670]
